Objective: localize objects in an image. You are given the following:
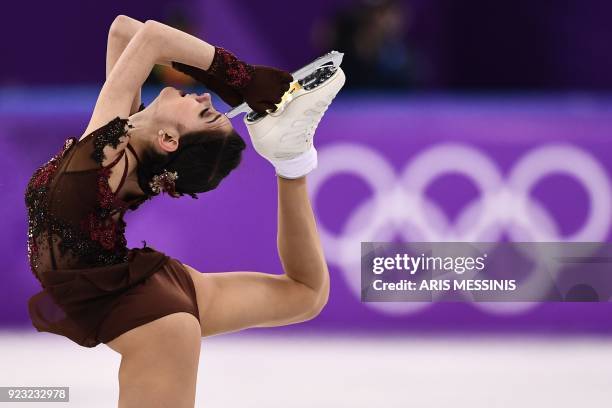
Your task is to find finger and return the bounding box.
[260,101,277,111]
[277,70,293,83]
[268,86,287,104]
[249,103,266,114]
[250,101,276,114]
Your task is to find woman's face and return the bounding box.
[153,86,234,137]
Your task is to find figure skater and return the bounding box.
[26,14,344,407]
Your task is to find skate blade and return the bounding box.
[225,50,344,119]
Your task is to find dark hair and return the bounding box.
[136,128,246,198]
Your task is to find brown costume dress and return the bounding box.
[26,114,200,347]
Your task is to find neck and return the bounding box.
[127,110,156,162]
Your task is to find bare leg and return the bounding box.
[276,176,330,296]
[182,175,330,338]
[105,313,201,408]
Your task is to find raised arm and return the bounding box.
[82,16,291,165]
[106,15,147,115]
[80,18,217,144]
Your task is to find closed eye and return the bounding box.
[207,114,221,123]
[199,108,209,118]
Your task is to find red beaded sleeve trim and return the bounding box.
[207,47,255,90]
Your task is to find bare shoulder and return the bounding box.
[78,81,133,142]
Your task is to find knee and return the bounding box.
[154,313,202,352]
[121,313,201,381]
[301,279,330,321]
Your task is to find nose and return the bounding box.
[195,93,211,103]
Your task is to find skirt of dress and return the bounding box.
[28,247,201,348]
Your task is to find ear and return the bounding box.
[157,130,179,153]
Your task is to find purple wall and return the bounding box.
[2,0,611,89]
[1,0,190,85]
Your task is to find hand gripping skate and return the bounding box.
[225,51,344,119]
[226,51,346,179]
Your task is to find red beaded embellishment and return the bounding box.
[208,47,255,90]
[25,138,76,278]
[25,118,134,281]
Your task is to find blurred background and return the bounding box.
[2,0,612,407]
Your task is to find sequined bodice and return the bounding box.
[25,117,150,283]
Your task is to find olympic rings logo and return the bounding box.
[308,143,612,316]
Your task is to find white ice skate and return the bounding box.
[227,51,346,178]
[225,51,345,119]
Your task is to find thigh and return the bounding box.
[105,312,200,355]
[183,263,319,338]
[106,313,201,408]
